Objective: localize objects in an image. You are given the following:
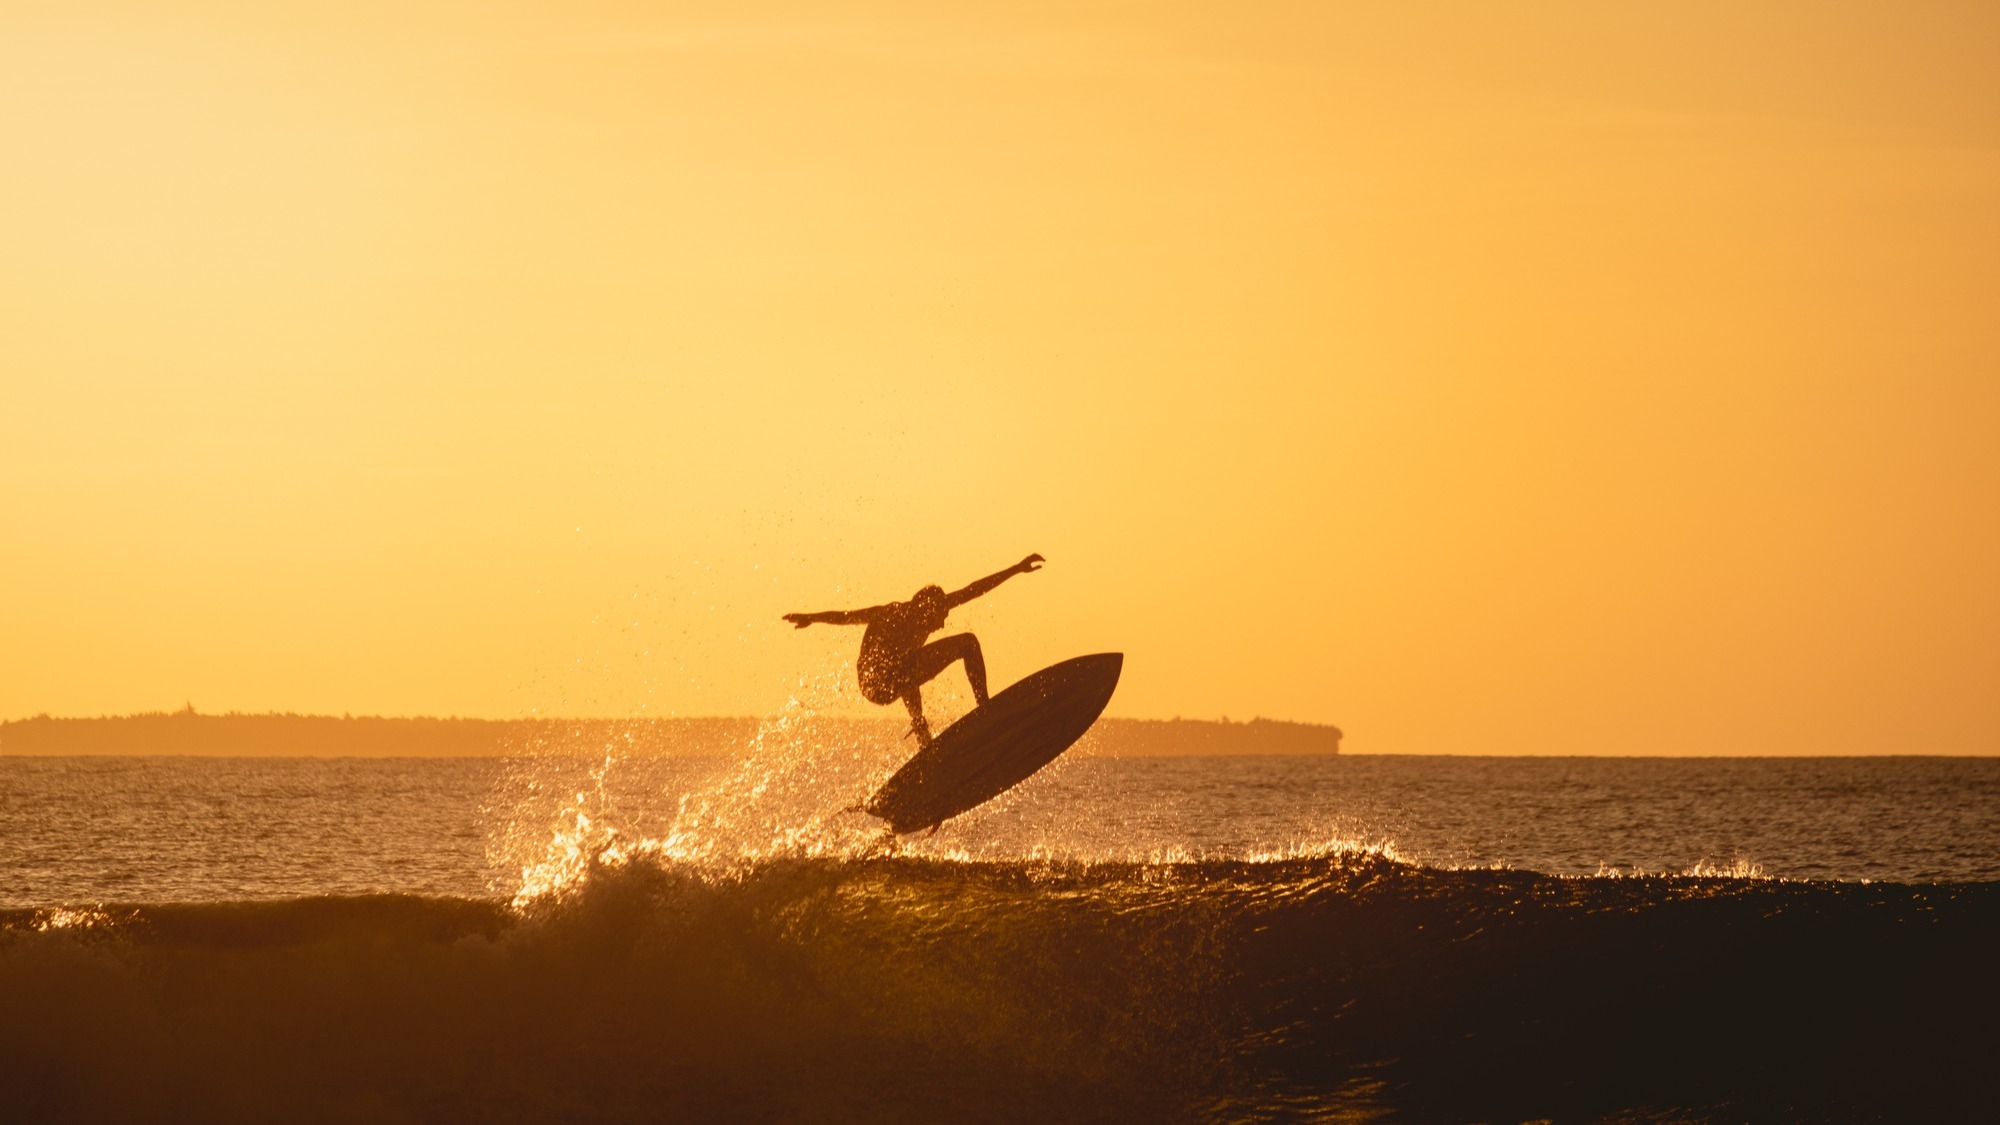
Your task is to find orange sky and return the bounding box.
[4,2,1997,753]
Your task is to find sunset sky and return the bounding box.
[4,2,1996,753]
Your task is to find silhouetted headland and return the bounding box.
[0,709,1338,757]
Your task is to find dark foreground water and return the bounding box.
[3,750,1997,1122]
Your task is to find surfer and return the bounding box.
[784,554,1044,746]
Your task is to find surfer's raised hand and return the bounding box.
[783,613,814,629]
[947,555,1045,608]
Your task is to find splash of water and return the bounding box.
[505,671,905,905]
[1587,857,1774,880]
[27,906,127,933]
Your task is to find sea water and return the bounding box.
[3,745,1997,1122]
[4,754,1996,906]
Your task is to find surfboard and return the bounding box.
[862,653,1123,835]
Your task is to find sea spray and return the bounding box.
[500,676,911,904]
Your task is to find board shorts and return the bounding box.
[857,650,909,705]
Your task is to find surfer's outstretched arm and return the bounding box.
[783,606,884,628]
[945,554,1044,608]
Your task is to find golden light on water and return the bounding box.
[29,906,125,933]
[5,3,1997,754]
[499,699,1411,907]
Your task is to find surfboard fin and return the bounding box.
[853,826,898,860]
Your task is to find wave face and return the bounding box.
[5,854,1996,1123]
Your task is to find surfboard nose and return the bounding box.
[1069,652,1122,693]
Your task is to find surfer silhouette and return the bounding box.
[784,554,1044,746]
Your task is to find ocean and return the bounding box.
[3,737,1997,1122]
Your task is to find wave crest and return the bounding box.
[3,853,1996,1122]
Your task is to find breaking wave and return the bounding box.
[5,850,1996,1123]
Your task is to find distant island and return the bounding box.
[0,709,1339,757]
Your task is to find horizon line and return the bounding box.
[0,708,1341,729]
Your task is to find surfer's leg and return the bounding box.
[902,692,932,747]
[905,633,988,705]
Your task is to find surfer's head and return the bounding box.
[912,584,948,625]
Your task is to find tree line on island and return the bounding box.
[0,707,1339,757]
